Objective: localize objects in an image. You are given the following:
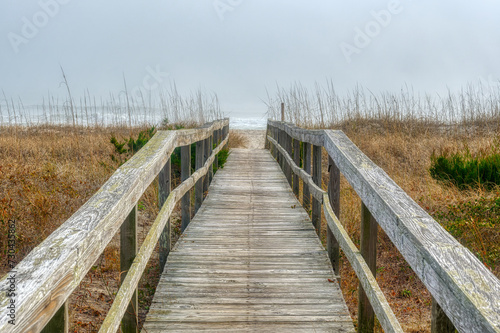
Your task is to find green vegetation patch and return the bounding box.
[433,196,500,270]
[430,144,500,190]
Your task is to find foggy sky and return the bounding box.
[1,0,499,118]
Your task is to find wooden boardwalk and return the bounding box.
[143,149,354,332]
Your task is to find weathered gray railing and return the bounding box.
[266,120,500,333]
[0,119,229,333]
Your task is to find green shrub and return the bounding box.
[110,127,156,164]
[430,145,500,190]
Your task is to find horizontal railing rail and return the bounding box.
[266,119,500,333]
[0,119,229,333]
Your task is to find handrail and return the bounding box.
[99,134,228,333]
[267,135,325,202]
[0,119,229,333]
[266,120,500,333]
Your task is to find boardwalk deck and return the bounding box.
[143,149,354,332]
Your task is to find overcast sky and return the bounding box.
[1,0,499,118]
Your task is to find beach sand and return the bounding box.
[231,129,266,149]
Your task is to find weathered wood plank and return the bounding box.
[41,302,68,333]
[358,203,378,333]
[159,157,171,271]
[120,206,138,333]
[195,140,204,214]
[268,121,324,146]
[312,144,322,235]
[143,149,354,332]
[327,155,340,276]
[181,144,191,232]
[293,138,300,196]
[323,194,403,333]
[267,136,325,202]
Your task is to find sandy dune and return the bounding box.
[230,129,266,149]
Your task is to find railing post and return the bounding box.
[293,138,300,196]
[327,156,340,276]
[432,298,455,333]
[312,145,322,235]
[303,142,311,213]
[285,132,293,187]
[120,205,138,333]
[278,127,284,170]
[181,145,191,232]
[195,140,204,214]
[203,137,210,195]
[159,157,171,271]
[265,123,270,150]
[214,130,219,171]
[281,102,285,121]
[223,124,229,150]
[41,302,68,333]
[209,133,214,184]
[358,202,378,333]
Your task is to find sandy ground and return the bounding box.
[231,129,266,149]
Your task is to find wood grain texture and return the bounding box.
[358,203,378,333]
[323,130,500,333]
[159,158,171,271]
[195,140,204,214]
[293,138,300,196]
[142,149,354,333]
[323,194,403,333]
[312,145,322,235]
[0,119,228,333]
[181,144,191,232]
[268,121,324,146]
[267,136,325,202]
[327,155,340,276]
[120,206,138,333]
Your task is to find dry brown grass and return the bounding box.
[227,130,248,149]
[0,124,188,332]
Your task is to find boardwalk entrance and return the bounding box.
[143,149,354,332]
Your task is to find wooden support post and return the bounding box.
[285,133,292,187]
[195,140,204,214]
[181,145,191,232]
[265,124,270,150]
[120,206,138,333]
[432,298,455,333]
[203,138,210,195]
[223,125,229,150]
[358,202,378,333]
[327,156,340,276]
[303,142,311,213]
[214,130,219,171]
[281,102,285,121]
[278,129,283,169]
[209,134,214,184]
[293,138,300,196]
[159,158,171,271]
[41,302,68,333]
[312,145,322,235]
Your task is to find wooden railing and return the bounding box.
[0,119,229,333]
[266,120,500,333]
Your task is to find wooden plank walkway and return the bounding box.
[143,149,354,332]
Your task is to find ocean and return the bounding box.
[230,117,267,130]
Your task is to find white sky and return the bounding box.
[1,0,499,118]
